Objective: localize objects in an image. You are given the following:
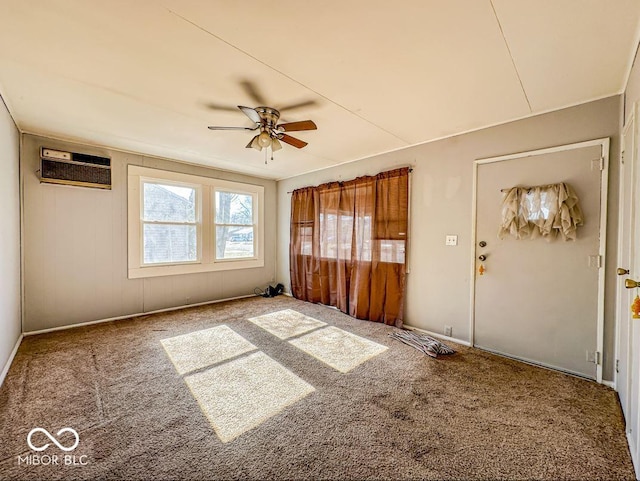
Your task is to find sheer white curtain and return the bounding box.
[498,182,583,241]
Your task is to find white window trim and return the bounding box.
[128,165,264,279]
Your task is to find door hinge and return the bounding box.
[616,359,620,373]
[587,350,601,364]
[588,255,602,268]
[591,157,604,171]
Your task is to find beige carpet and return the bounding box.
[0,296,634,480]
[248,309,326,339]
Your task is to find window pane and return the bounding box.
[216,191,253,225]
[523,190,555,221]
[378,240,406,264]
[216,226,254,259]
[298,224,313,256]
[319,213,339,258]
[143,224,197,264]
[355,215,372,261]
[144,183,196,222]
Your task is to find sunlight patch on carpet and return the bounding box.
[161,325,256,375]
[184,351,315,443]
[248,309,326,339]
[289,326,388,373]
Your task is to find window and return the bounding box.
[214,191,255,260]
[142,182,199,265]
[522,189,554,221]
[289,167,410,325]
[297,222,313,256]
[319,213,355,259]
[128,166,264,278]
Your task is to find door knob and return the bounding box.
[618,268,630,275]
[626,279,640,289]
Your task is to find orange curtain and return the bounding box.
[289,167,409,327]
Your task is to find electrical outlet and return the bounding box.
[444,325,452,337]
[445,235,458,246]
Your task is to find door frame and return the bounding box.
[469,137,610,383]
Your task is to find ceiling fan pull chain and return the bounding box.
[264,148,268,164]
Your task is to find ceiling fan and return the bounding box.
[206,80,318,154]
[207,105,317,152]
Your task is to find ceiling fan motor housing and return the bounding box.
[255,107,280,129]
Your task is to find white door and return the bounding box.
[624,103,640,474]
[617,112,635,424]
[473,140,608,381]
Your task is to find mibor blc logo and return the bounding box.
[27,428,79,451]
[18,427,88,466]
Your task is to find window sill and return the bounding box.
[128,258,265,279]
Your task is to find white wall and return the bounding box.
[625,46,640,121]
[0,94,22,379]
[277,96,621,381]
[22,134,277,332]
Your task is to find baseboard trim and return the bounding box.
[0,334,23,388]
[23,294,258,336]
[475,345,598,382]
[602,380,616,390]
[403,324,471,347]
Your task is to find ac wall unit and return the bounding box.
[40,148,111,189]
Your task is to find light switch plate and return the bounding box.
[445,235,458,246]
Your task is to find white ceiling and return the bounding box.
[0,0,639,180]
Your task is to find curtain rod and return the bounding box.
[286,167,413,194]
[500,182,567,193]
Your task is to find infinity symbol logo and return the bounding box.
[27,428,79,452]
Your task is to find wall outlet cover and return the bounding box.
[445,235,458,246]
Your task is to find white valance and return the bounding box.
[498,182,583,241]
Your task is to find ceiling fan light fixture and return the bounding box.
[257,130,272,148]
[271,138,282,152]
[250,135,263,151]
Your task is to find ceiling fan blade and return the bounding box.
[278,99,317,111]
[239,80,267,105]
[208,125,257,131]
[238,105,262,124]
[279,134,308,149]
[205,102,238,112]
[271,138,283,152]
[277,120,317,132]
